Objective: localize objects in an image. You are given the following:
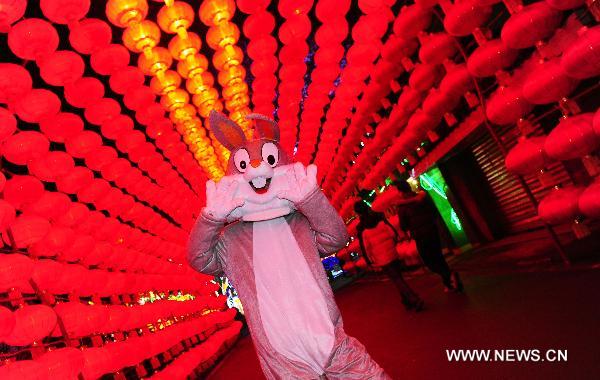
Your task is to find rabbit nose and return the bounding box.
[250,159,261,168]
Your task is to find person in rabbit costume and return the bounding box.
[187,111,389,379]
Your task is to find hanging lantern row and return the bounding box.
[293,0,351,166]
[106,0,226,179]
[0,308,238,380]
[322,3,437,200]
[0,89,189,245]
[199,0,253,135]
[326,0,599,209]
[239,1,278,119]
[505,110,600,231]
[150,320,242,379]
[0,254,213,300]
[272,0,315,155]
[3,15,203,226]
[0,290,224,346]
[3,1,207,199]
[314,1,395,183]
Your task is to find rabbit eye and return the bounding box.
[233,148,250,172]
[261,142,279,167]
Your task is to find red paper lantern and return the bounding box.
[32,259,70,292]
[560,25,600,80]
[0,199,16,231]
[278,0,313,18]
[3,304,57,345]
[408,64,444,92]
[544,113,598,160]
[23,191,71,221]
[81,347,112,379]
[7,18,59,60]
[467,39,518,77]
[439,63,474,96]
[393,4,431,38]
[0,107,17,143]
[90,44,130,75]
[84,98,121,125]
[65,130,103,158]
[62,234,95,262]
[486,85,533,125]
[0,305,15,338]
[579,180,600,219]
[247,35,278,59]
[28,152,74,183]
[0,254,33,291]
[109,66,145,95]
[56,166,94,194]
[13,89,61,124]
[40,0,90,24]
[84,146,118,171]
[69,18,112,55]
[2,131,50,166]
[236,0,270,13]
[243,11,274,39]
[501,2,563,49]
[63,78,104,109]
[4,175,45,209]
[444,1,491,36]
[522,59,579,104]
[81,241,111,266]
[38,50,85,87]
[397,86,424,112]
[595,108,600,138]
[0,0,26,32]
[545,0,585,9]
[53,302,88,337]
[505,136,549,175]
[422,88,460,119]
[538,187,583,224]
[124,86,155,111]
[37,347,85,379]
[55,202,89,227]
[30,225,75,257]
[0,63,32,104]
[101,114,134,139]
[38,112,84,143]
[0,360,43,379]
[419,32,457,64]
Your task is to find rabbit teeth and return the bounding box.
[249,177,271,194]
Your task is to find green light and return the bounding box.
[450,209,462,231]
[385,177,393,186]
[419,167,469,247]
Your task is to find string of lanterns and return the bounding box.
[294,0,350,165]
[239,0,278,117]
[106,0,226,180]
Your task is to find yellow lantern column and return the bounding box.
[107,0,224,180]
[199,0,252,138]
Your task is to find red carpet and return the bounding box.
[207,264,600,379]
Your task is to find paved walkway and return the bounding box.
[207,237,600,380]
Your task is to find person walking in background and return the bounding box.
[354,198,424,311]
[393,180,464,293]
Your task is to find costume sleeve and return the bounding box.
[296,188,349,254]
[186,210,227,276]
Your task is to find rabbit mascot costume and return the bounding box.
[187,111,389,379]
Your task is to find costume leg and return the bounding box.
[324,332,391,380]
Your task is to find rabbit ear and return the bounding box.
[246,113,280,142]
[209,110,247,151]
